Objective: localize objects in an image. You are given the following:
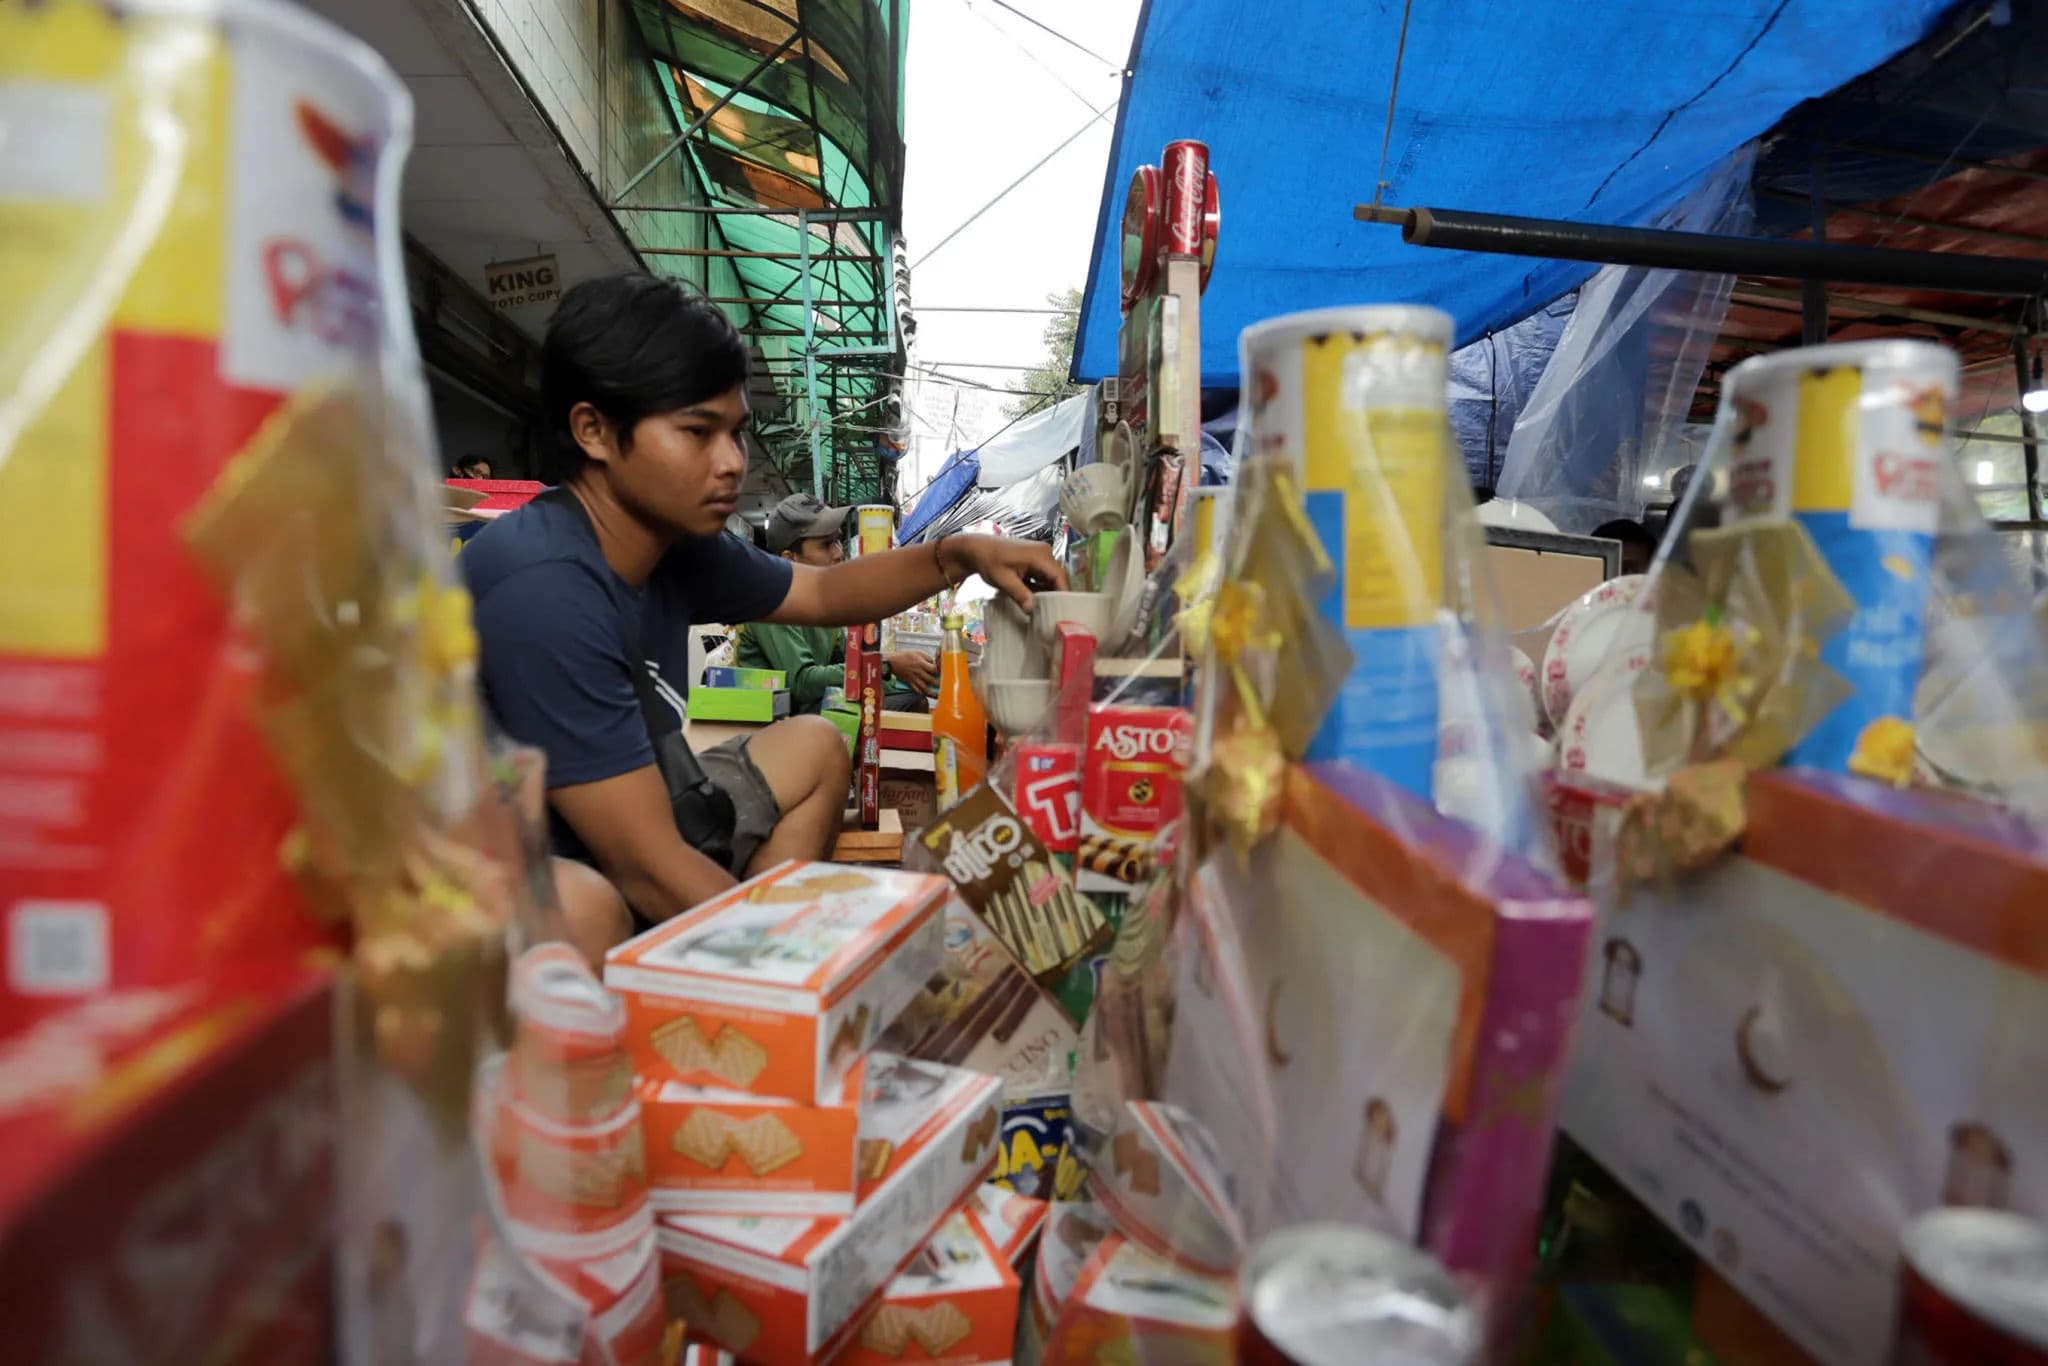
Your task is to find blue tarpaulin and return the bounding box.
[1074,0,1959,385]
[898,448,980,544]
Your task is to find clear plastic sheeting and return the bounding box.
[1450,295,1574,492]
[1494,146,1757,534]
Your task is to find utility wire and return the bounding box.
[976,0,1122,71]
[960,0,1114,117]
[910,105,1115,270]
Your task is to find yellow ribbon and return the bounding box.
[1848,716,1916,787]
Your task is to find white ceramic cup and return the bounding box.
[1031,590,1117,648]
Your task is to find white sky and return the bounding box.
[896,0,1142,497]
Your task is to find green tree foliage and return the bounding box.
[1004,287,1084,419]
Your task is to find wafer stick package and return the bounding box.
[915,787,1109,985]
[1079,705,1192,894]
[838,1207,1021,1365]
[655,1058,1003,1362]
[639,1063,864,1217]
[605,862,946,1104]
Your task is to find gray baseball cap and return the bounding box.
[765,493,852,552]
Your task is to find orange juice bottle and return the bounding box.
[932,611,988,807]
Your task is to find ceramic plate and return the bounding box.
[1542,574,1650,726]
[1556,650,1652,789]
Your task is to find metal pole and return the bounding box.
[613,30,802,204]
[1355,203,2048,297]
[2016,328,2043,525]
[801,209,824,498]
[639,246,880,262]
[615,205,889,221]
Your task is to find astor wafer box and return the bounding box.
[838,1207,1021,1365]
[605,862,946,1104]
[640,1064,864,1218]
[655,1059,1003,1362]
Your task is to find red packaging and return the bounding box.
[1013,742,1082,855]
[1078,705,1192,893]
[0,966,335,1364]
[849,624,883,829]
[1161,140,1210,258]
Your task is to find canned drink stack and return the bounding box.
[1716,340,1958,774]
[1240,306,1454,799]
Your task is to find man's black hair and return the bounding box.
[1590,517,1656,548]
[538,273,749,483]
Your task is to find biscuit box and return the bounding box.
[605,862,947,1104]
[838,1206,1021,1365]
[1078,705,1192,894]
[655,1059,1003,1361]
[463,1226,665,1366]
[1041,1234,1237,1365]
[965,1183,1049,1266]
[639,1063,864,1218]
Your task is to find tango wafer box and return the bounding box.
[605,862,946,1104]
[640,1063,864,1218]
[1078,705,1192,894]
[838,1207,1020,1365]
[656,1058,1003,1362]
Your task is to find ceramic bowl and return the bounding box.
[982,595,1051,680]
[1060,464,1129,533]
[1031,590,1117,648]
[982,678,1056,738]
[1099,525,1146,651]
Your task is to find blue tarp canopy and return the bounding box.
[1074,0,1959,386]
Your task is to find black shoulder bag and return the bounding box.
[541,489,738,869]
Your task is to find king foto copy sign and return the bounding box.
[485,254,560,310]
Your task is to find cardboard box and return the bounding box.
[965,1183,1048,1266]
[1092,1100,1242,1274]
[655,1060,1004,1362]
[838,1207,1020,1365]
[640,1065,865,1218]
[0,967,335,1365]
[878,894,1079,1102]
[606,862,948,1104]
[687,687,790,724]
[1013,741,1083,856]
[1560,770,2048,1366]
[1041,1234,1235,1365]
[700,666,786,690]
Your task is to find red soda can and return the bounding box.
[1162,139,1210,257]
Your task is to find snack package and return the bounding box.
[1013,741,1084,856]
[1039,1234,1236,1365]
[1078,705,1192,894]
[878,894,1078,1101]
[605,862,947,1104]
[654,1058,1002,1362]
[838,1208,1021,1365]
[914,787,1109,984]
[638,1065,864,1218]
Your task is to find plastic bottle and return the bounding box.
[932,611,989,807]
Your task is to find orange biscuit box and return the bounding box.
[839,1207,1020,1365]
[965,1183,1048,1267]
[655,1059,1004,1363]
[605,862,948,1104]
[640,1064,864,1218]
[1042,1234,1236,1366]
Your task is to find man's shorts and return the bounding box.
[697,733,782,875]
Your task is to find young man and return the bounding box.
[464,273,1064,957]
[731,493,941,713]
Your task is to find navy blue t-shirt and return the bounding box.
[462,494,793,859]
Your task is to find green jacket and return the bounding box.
[732,620,846,710]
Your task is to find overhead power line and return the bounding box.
[910,105,1115,271]
[977,0,1123,70]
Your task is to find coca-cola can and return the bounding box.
[1896,1208,2048,1365]
[1238,1223,1479,1365]
[1162,139,1210,257]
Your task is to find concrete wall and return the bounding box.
[462,0,745,308]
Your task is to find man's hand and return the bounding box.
[886,650,939,696]
[939,535,1069,613]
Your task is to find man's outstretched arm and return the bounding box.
[768,533,1067,627]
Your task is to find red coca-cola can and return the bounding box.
[1162,139,1210,258]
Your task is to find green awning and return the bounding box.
[620,0,908,505]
